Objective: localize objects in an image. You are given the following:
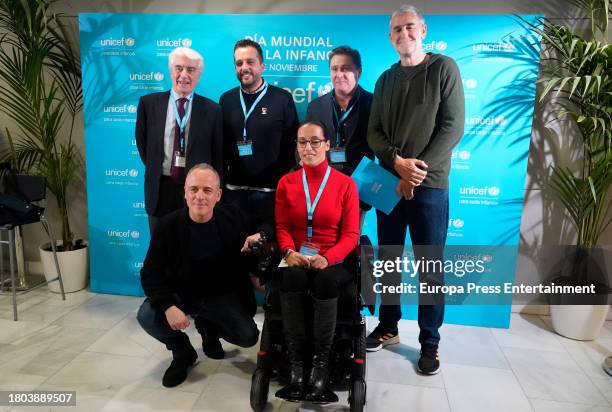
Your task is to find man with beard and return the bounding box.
[137,164,259,388]
[219,39,299,264]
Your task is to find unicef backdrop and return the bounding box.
[79,13,541,328]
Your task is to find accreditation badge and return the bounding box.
[329,147,347,164]
[299,241,321,257]
[173,152,186,168]
[237,140,254,156]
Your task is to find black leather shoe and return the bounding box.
[275,352,305,401]
[304,363,339,403]
[275,365,305,402]
[162,351,197,388]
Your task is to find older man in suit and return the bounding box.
[136,46,223,233]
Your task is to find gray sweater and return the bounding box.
[367,53,465,189]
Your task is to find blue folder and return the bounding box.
[351,157,400,215]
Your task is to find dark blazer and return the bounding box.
[306,85,374,175]
[140,203,256,316]
[135,91,223,215]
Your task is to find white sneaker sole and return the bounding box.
[366,335,400,352]
[417,364,441,375]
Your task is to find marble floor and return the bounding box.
[1,289,612,411]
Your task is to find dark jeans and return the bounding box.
[375,186,448,346]
[137,294,259,358]
[281,263,354,299]
[223,188,275,234]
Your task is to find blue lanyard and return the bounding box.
[170,93,193,153]
[302,166,331,240]
[239,81,268,141]
[332,101,354,147]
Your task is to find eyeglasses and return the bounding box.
[296,139,325,149]
[173,65,198,74]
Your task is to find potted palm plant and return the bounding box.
[534,0,611,340]
[0,0,87,292]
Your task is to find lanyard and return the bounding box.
[240,81,268,141]
[302,166,331,240]
[170,94,193,153]
[333,101,354,147]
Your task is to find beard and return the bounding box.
[239,71,260,88]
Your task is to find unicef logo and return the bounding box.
[495,115,507,125]
[127,105,137,114]
[459,150,471,160]
[435,41,448,51]
[464,79,478,89]
[488,186,500,197]
[129,169,139,177]
[130,231,140,239]
[182,38,192,47]
[452,219,465,229]
[317,82,333,97]
[125,37,135,47]
[154,72,164,81]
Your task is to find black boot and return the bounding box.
[305,297,339,403]
[162,346,197,388]
[275,291,306,402]
[194,317,225,359]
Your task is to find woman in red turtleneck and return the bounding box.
[274,121,359,403]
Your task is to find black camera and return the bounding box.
[248,233,277,277]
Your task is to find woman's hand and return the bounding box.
[286,251,310,267]
[309,254,329,270]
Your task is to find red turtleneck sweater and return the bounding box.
[275,160,359,265]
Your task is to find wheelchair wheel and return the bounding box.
[250,368,270,412]
[349,378,366,412]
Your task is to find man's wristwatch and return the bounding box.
[284,248,295,259]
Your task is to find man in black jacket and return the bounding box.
[220,39,298,291]
[219,39,298,243]
[136,163,259,388]
[136,47,223,235]
[306,45,374,220]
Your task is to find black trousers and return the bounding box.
[223,188,275,234]
[137,293,259,357]
[280,262,354,299]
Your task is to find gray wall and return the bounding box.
[4,1,610,295]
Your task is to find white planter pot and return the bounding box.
[550,304,610,341]
[39,241,89,293]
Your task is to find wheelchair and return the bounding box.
[248,236,368,412]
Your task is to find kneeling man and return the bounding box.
[137,163,259,387]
